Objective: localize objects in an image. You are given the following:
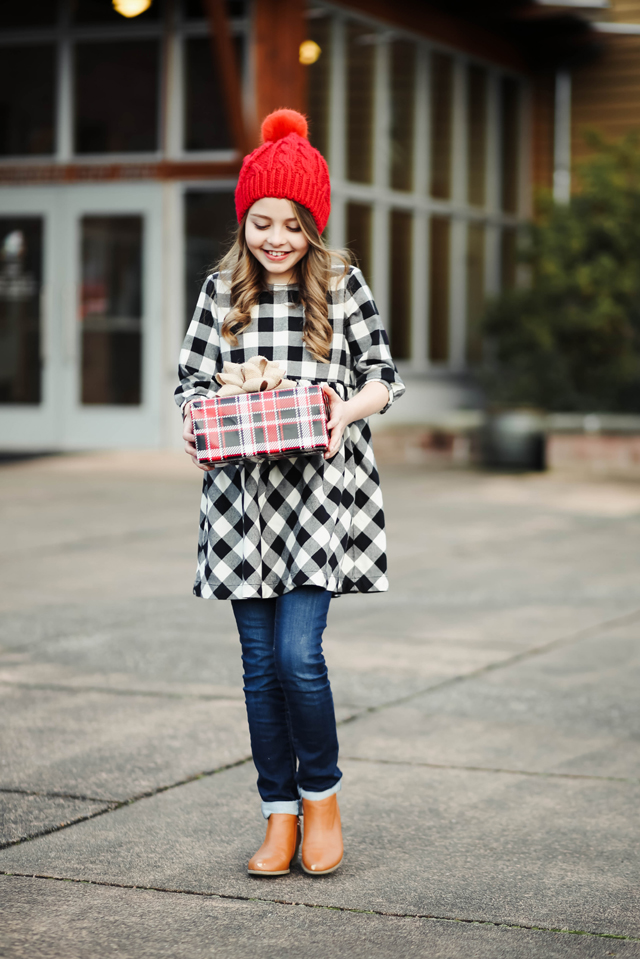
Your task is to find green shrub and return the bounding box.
[480,132,640,412]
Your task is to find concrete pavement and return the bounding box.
[1,451,640,957]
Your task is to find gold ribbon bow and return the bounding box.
[215,355,297,397]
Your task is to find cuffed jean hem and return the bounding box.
[298,780,342,802]
[261,800,302,820]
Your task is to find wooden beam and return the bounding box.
[202,0,249,156]
[254,0,307,123]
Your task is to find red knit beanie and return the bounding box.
[235,109,331,234]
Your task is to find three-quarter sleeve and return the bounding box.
[343,268,405,413]
[174,274,221,411]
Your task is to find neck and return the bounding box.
[264,266,296,286]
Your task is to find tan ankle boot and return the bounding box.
[248,813,301,876]
[301,794,343,875]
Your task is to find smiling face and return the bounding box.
[245,197,310,285]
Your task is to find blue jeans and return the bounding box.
[231,586,342,819]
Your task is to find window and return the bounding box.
[430,52,453,200]
[182,2,247,154]
[307,13,332,159]
[501,77,521,214]
[501,228,518,290]
[184,37,242,151]
[0,3,56,27]
[0,46,56,156]
[80,216,143,406]
[467,65,487,207]
[346,203,373,283]
[429,217,450,363]
[0,1,251,160]
[346,22,375,184]
[389,210,412,360]
[313,6,526,371]
[390,41,416,192]
[184,190,237,327]
[75,41,160,154]
[466,223,485,365]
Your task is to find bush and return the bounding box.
[480,132,640,412]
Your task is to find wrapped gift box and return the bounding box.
[190,384,330,465]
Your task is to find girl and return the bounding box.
[176,109,404,877]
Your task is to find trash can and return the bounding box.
[481,410,547,472]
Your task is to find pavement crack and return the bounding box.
[337,605,640,725]
[0,680,243,703]
[0,757,253,850]
[0,871,637,942]
[0,805,118,851]
[340,756,640,786]
[0,787,114,803]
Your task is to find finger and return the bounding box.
[321,384,340,402]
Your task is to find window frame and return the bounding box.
[308,1,530,375]
[0,0,251,165]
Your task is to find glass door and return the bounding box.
[61,183,163,449]
[0,183,163,451]
[0,188,61,450]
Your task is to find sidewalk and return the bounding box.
[1,452,639,958]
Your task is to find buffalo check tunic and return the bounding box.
[175,265,405,601]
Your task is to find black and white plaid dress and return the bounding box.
[175,265,405,601]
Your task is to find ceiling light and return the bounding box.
[299,40,322,65]
[113,0,153,17]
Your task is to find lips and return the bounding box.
[263,250,290,260]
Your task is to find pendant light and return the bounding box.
[112,0,153,17]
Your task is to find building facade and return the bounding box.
[0,0,610,451]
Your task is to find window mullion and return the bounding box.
[449,56,467,369]
[57,6,72,161]
[411,211,428,370]
[411,47,429,370]
[451,56,467,207]
[520,79,533,218]
[485,70,500,216]
[372,32,389,326]
[414,46,429,198]
[164,9,183,157]
[328,14,345,186]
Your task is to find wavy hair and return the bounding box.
[217,202,350,363]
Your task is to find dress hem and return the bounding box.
[193,576,390,601]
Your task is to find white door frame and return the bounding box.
[0,182,164,451]
[61,183,163,449]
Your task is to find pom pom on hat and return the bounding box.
[235,108,331,234]
[261,109,308,144]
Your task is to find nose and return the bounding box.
[267,224,287,247]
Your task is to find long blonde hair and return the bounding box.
[218,202,350,363]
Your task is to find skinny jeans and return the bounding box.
[231,586,342,818]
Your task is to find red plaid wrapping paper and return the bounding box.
[190,385,330,464]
